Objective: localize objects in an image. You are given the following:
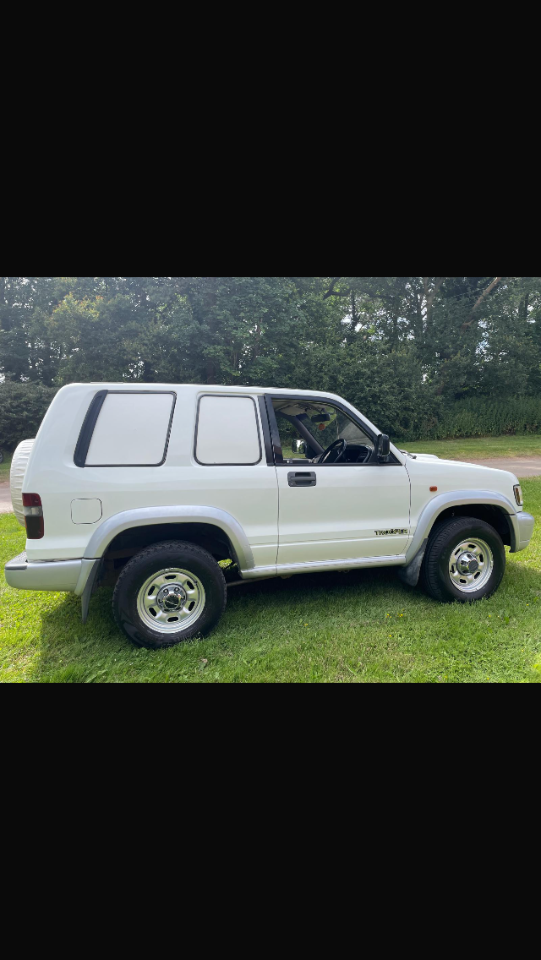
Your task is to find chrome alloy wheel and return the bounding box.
[448,538,494,593]
[137,568,206,633]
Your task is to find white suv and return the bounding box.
[5,383,534,649]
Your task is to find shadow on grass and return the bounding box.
[229,564,402,597]
[31,566,408,682]
[31,560,541,682]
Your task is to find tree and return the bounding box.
[2,277,540,447]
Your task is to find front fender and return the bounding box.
[406,489,519,564]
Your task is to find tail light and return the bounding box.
[23,493,44,539]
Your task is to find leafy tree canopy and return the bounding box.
[1,276,540,446]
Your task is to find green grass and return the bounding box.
[283,435,541,461]
[405,435,541,460]
[0,453,11,482]
[1,477,540,683]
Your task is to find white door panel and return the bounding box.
[277,465,411,564]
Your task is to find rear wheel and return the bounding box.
[113,540,227,649]
[421,516,506,603]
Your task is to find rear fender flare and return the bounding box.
[82,505,254,571]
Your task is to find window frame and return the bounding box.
[194,394,263,467]
[74,390,177,468]
[265,394,401,467]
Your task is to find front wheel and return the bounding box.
[113,541,227,648]
[421,517,506,603]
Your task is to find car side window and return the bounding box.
[274,414,313,461]
[272,399,375,465]
[85,392,176,467]
[196,395,262,465]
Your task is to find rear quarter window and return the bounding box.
[196,396,261,465]
[84,392,175,466]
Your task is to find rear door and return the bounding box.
[266,396,411,565]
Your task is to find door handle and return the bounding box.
[288,472,317,488]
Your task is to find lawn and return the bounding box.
[0,453,12,483]
[1,476,540,683]
[405,435,541,460]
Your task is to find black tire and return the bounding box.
[113,540,227,649]
[421,516,506,603]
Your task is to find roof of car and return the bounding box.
[80,383,345,400]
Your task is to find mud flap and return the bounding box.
[398,539,428,588]
[81,559,103,624]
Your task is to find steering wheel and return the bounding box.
[320,438,348,464]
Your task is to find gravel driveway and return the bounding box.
[459,457,541,478]
[1,457,540,516]
[0,483,13,514]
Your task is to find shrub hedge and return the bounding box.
[403,397,541,442]
[0,383,57,450]
[0,382,540,451]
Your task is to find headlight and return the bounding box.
[514,484,524,507]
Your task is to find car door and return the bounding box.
[265,395,411,566]
[192,393,279,569]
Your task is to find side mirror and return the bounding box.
[377,434,391,461]
[292,439,308,456]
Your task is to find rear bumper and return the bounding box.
[4,552,92,594]
[513,512,535,552]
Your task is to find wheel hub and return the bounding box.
[457,552,479,575]
[137,568,206,635]
[448,538,494,593]
[157,584,187,611]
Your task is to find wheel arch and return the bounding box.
[83,506,254,570]
[432,504,512,547]
[406,490,519,565]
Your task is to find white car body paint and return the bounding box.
[276,463,411,564]
[405,456,522,532]
[4,383,535,607]
[22,384,279,567]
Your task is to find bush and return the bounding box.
[1,379,539,452]
[399,396,541,442]
[0,382,57,450]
